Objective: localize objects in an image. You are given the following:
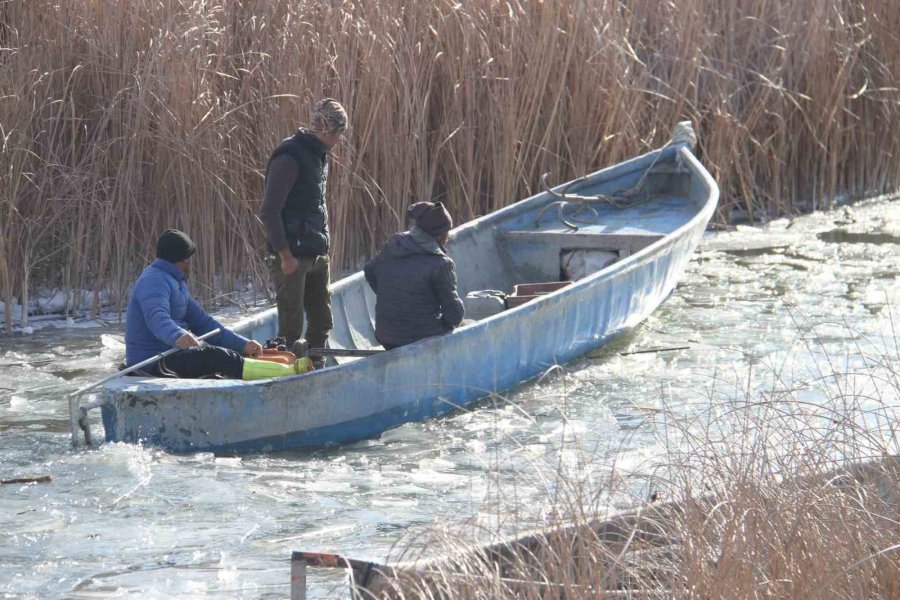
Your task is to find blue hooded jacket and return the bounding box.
[124,259,249,366]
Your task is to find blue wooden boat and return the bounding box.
[83,122,718,453]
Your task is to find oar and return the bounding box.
[290,338,383,358]
[68,327,221,447]
[307,347,382,357]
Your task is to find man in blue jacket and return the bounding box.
[364,202,464,349]
[125,229,310,379]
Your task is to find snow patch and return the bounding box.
[0,288,115,332]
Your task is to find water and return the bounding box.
[1,198,898,599]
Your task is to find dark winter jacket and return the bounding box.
[260,130,330,256]
[124,259,249,366]
[364,226,465,348]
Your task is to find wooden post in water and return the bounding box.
[290,552,307,600]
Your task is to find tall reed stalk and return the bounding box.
[2,0,900,328]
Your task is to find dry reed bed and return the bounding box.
[2,0,900,329]
[362,322,900,598]
[370,459,900,599]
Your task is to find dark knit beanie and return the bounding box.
[408,201,452,238]
[156,229,197,263]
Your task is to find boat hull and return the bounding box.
[100,144,718,453]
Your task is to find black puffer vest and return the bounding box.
[267,130,330,256]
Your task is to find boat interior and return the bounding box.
[325,153,702,357]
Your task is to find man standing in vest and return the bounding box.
[259,98,348,368]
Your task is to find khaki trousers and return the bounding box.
[268,254,333,348]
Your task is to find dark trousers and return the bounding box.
[268,254,333,348]
[144,346,244,379]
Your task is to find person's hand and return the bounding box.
[280,253,299,276]
[243,340,263,358]
[278,249,299,276]
[175,332,201,349]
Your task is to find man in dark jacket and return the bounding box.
[364,202,465,349]
[259,98,348,366]
[125,230,311,379]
